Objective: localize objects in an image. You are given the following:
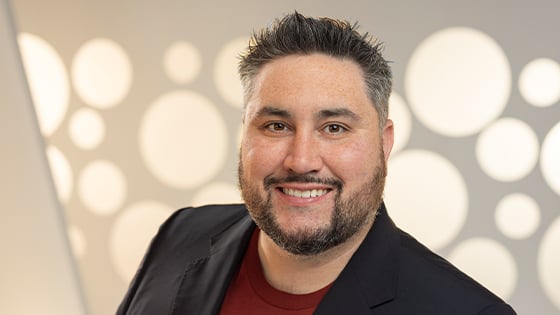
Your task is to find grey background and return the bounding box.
[6,0,559,314]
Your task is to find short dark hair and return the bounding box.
[238,11,392,126]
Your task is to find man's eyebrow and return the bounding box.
[254,106,292,118]
[316,108,361,121]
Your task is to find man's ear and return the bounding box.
[382,119,394,162]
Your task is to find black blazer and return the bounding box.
[117,203,516,314]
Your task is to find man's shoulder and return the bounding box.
[139,203,251,267]
[116,204,252,314]
[395,230,515,314]
[397,230,484,291]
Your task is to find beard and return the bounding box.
[238,149,387,256]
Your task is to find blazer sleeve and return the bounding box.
[477,302,517,315]
[115,209,181,314]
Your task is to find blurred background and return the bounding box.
[2,0,559,314]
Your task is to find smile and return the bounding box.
[282,188,329,198]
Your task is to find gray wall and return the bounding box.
[5,0,560,314]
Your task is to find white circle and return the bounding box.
[45,146,73,203]
[78,160,127,215]
[110,201,173,283]
[519,58,560,107]
[191,182,242,207]
[214,37,248,108]
[476,118,539,182]
[72,38,132,108]
[140,90,228,188]
[405,27,511,137]
[67,225,86,259]
[541,121,560,195]
[388,92,412,154]
[17,33,70,136]
[163,41,202,84]
[68,108,105,150]
[384,150,468,250]
[495,193,540,239]
[448,238,517,300]
[539,216,560,311]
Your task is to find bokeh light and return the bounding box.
[68,108,105,150]
[78,160,127,215]
[476,118,539,182]
[385,150,468,250]
[17,33,70,136]
[538,216,560,310]
[405,27,511,137]
[163,41,202,85]
[495,193,540,239]
[541,121,560,196]
[519,58,560,107]
[139,90,228,189]
[214,37,249,108]
[388,92,411,154]
[72,38,132,108]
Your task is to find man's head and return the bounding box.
[238,12,394,256]
[239,11,392,127]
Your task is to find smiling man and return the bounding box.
[117,12,516,315]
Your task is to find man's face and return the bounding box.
[239,53,394,256]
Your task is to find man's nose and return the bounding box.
[282,131,323,174]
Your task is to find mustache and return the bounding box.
[264,174,343,190]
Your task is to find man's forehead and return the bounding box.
[244,53,376,121]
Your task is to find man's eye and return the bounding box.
[324,124,346,134]
[265,122,287,131]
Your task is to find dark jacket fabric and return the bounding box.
[116,203,516,315]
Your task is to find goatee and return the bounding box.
[238,150,387,256]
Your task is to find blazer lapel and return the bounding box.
[171,214,255,315]
[314,204,398,314]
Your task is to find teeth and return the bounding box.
[282,188,328,198]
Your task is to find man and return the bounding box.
[117,12,516,314]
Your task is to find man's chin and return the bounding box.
[259,220,337,256]
[264,208,330,233]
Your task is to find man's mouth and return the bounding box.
[281,188,330,198]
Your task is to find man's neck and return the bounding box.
[256,218,375,294]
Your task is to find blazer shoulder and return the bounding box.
[116,204,250,314]
[134,203,249,274]
[395,230,515,314]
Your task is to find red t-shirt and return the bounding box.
[220,229,332,314]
